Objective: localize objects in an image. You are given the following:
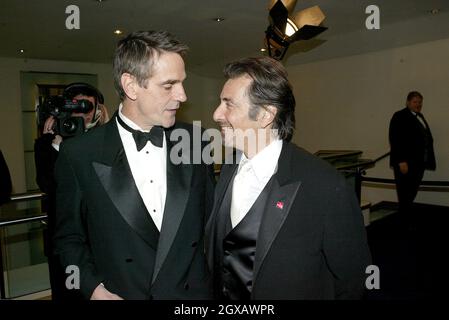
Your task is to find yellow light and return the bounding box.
[285,18,298,37]
[291,5,326,29]
[114,29,123,35]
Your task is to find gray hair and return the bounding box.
[113,30,188,100]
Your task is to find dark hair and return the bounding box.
[406,91,423,101]
[113,30,188,100]
[64,82,103,105]
[223,56,296,141]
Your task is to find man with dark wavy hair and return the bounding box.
[206,56,371,299]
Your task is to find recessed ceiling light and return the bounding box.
[114,29,123,35]
[430,8,440,14]
[213,18,225,22]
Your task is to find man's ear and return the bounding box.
[121,73,138,101]
[259,105,277,128]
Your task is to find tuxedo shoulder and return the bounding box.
[393,107,409,118]
[59,124,107,153]
[286,143,345,183]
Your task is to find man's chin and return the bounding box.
[161,117,176,128]
[222,137,236,150]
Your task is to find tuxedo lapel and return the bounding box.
[152,130,193,284]
[205,161,238,272]
[212,163,238,224]
[253,142,302,285]
[92,118,159,250]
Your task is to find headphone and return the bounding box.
[63,82,104,105]
[63,82,104,129]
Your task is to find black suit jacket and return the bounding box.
[206,142,372,299]
[0,150,12,205]
[389,107,436,170]
[53,116,215,299]
[34,134,59,195]
[34,134,59,248]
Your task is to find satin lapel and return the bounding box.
[253,179,301,281]
[92,117,159,250]
[205,163,238,231]
[253,142,302,285]
[205,163,238,272]
[152,132,193,284]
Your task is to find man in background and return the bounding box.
[389,91,436,230]
[34,82,106,300]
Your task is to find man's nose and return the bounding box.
[213,104,224,123]
[174,85,187,102]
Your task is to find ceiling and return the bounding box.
[1,0,449,76]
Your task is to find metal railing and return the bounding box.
[373,151,390,164]
[0,191,47,299]
[10,192,46,202]
[361,151,449,191]
[1,192,47,228]
[362,176,449,192]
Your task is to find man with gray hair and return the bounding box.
[54,30,214,300]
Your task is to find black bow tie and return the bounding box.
[116,114,164,151]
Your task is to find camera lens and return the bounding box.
[62,118,78,134]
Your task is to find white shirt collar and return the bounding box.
[238,139,283,182]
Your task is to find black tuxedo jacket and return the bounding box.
[34,134,59,243]
[389,107,436,170]
[0,150,12,205]
[34,134,59,195]
[53,116,215,299]
[206,142,371,299]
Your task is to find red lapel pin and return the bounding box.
[276,201,284,210]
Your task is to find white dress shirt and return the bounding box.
[410,110,427,128]
[116,104,167,231]
[230,139,283,228]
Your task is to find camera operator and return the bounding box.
[34,82,108,300]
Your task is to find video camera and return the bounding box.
[36,96,94,137]
[36,83,103,138]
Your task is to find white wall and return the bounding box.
[177,71,223,130]
[285,37,449,206]
[0,57,118,193]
